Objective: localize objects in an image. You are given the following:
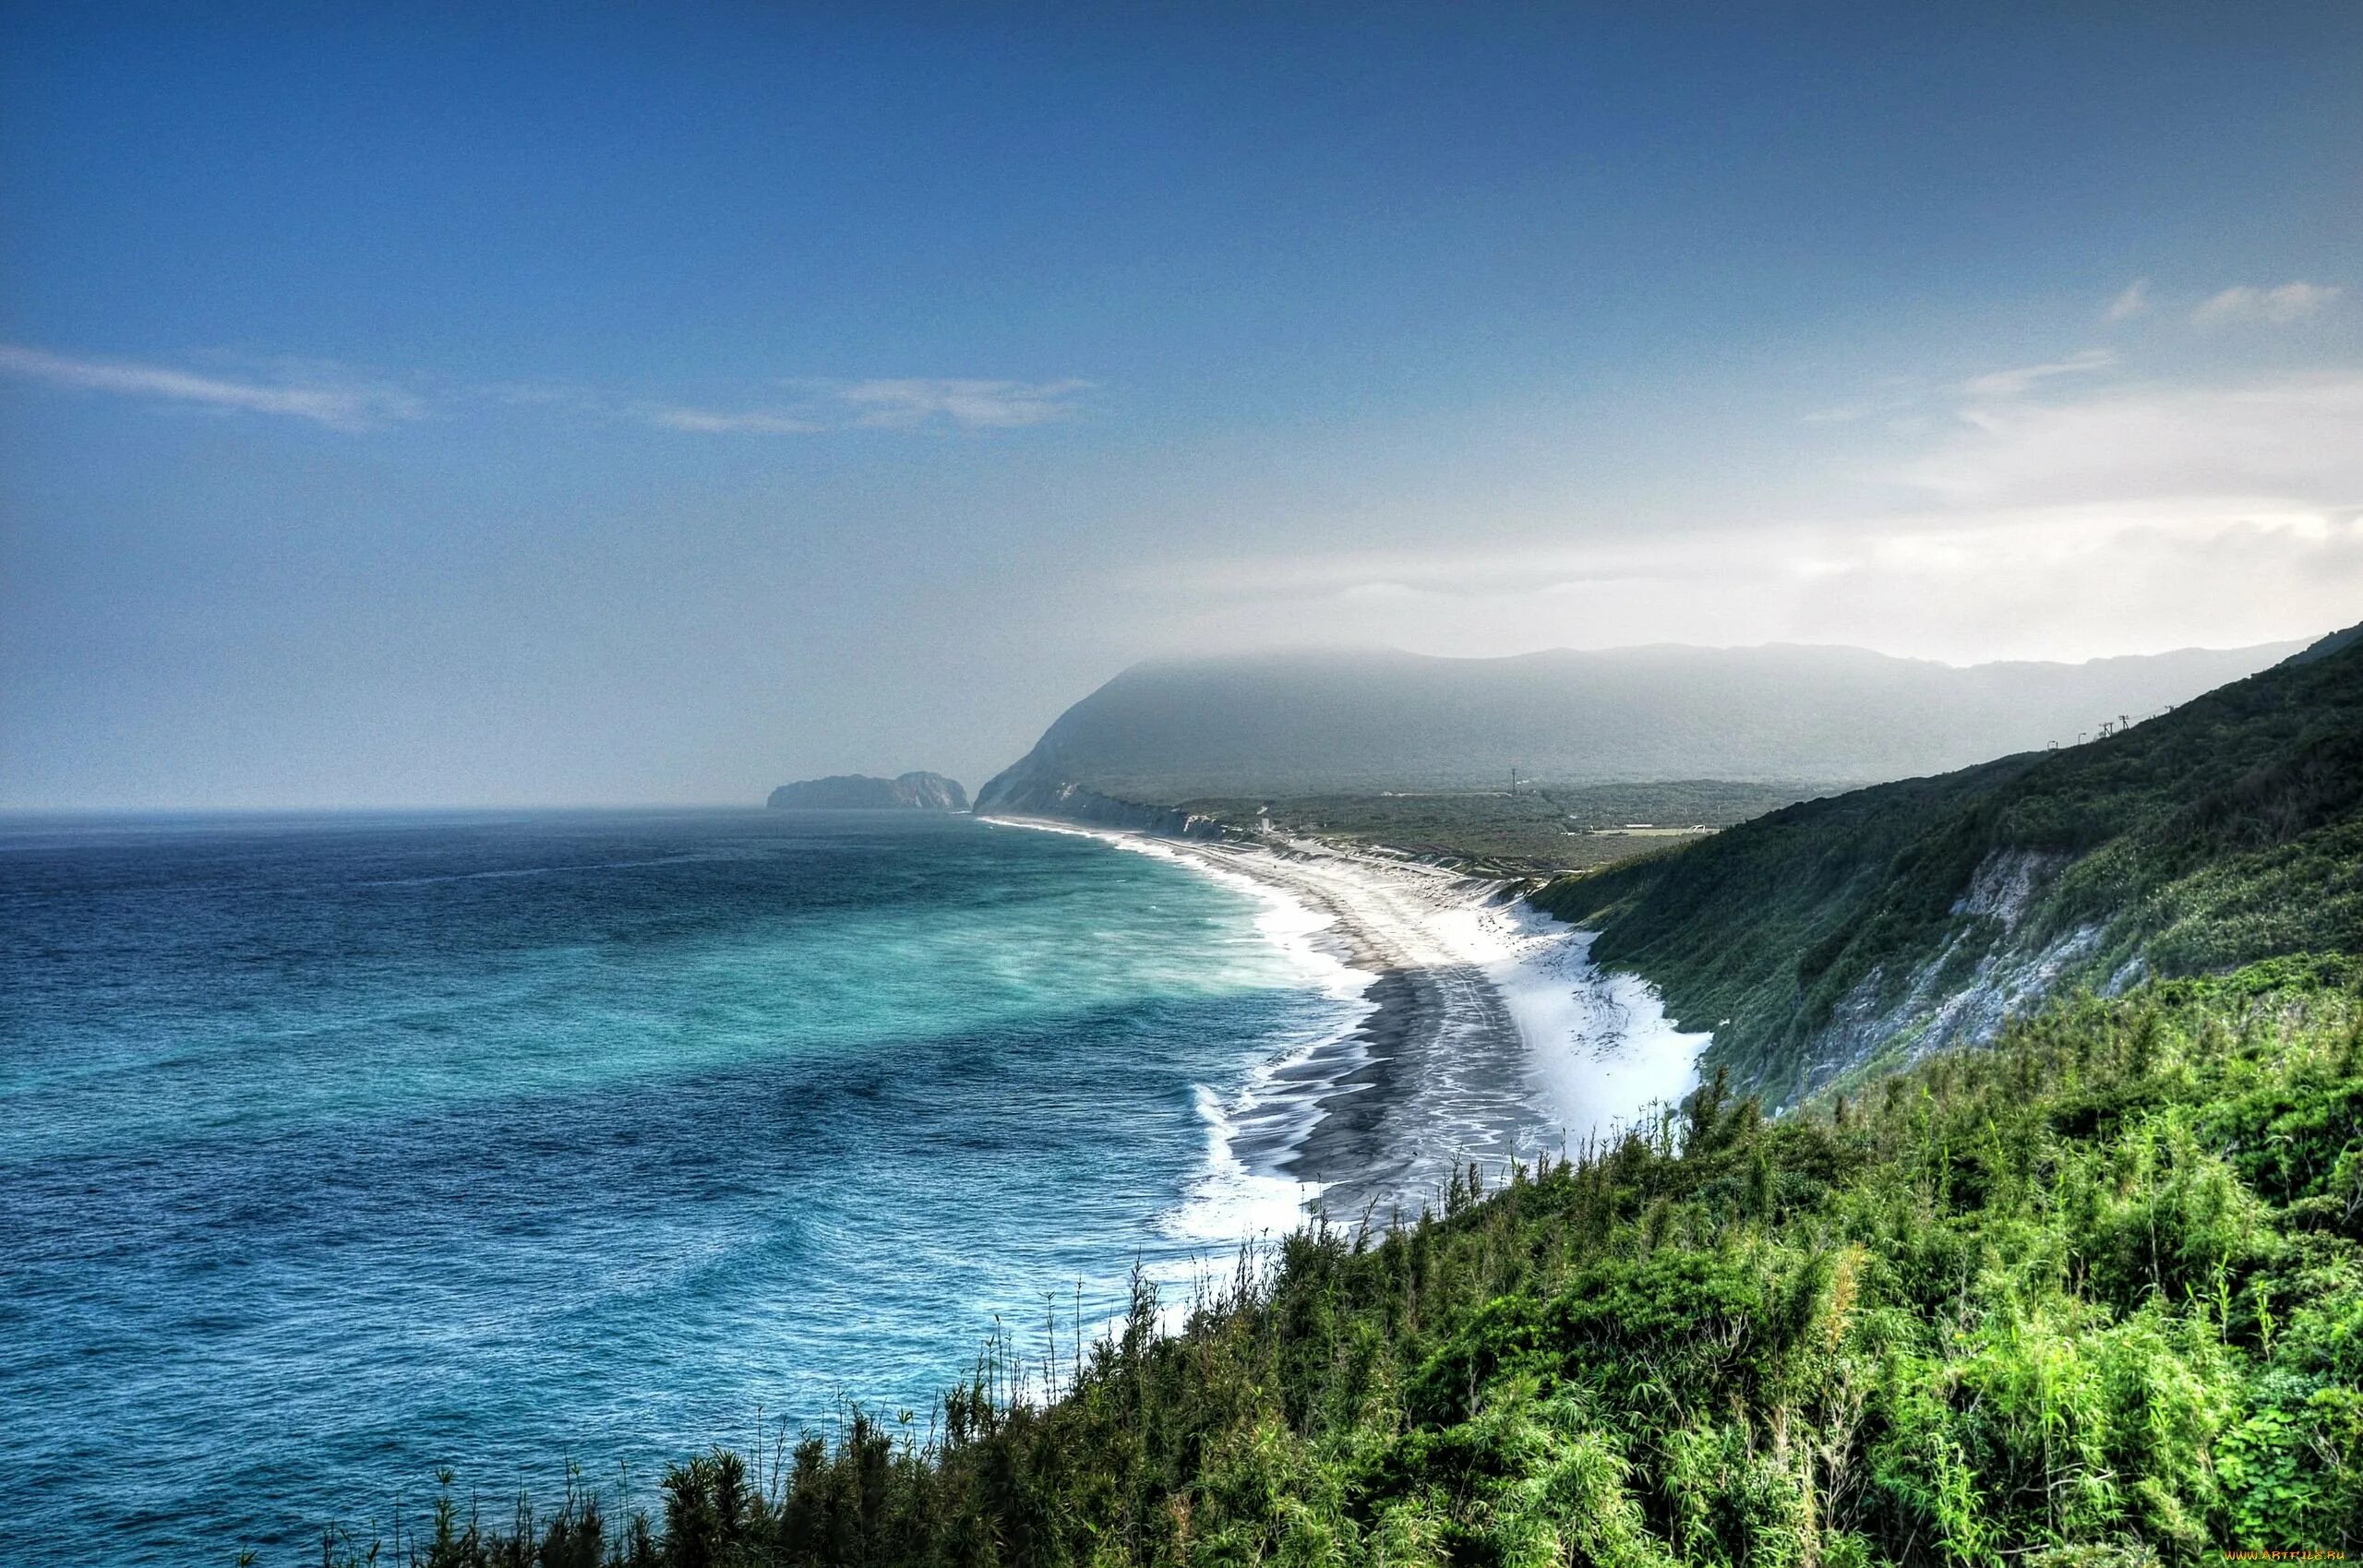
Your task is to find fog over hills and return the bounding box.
[978,640,2307,807]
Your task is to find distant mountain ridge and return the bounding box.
[977,640,2303,810]
[1533,619,2363,1105]
[767,772,968,811]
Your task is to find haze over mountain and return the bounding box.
[978,640,2304,808]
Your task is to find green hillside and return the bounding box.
[975,642,2296,806]
[290,633,2363,1567]
[324,960,2363,1564]
[1531,628,2363,1104]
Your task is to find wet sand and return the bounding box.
[982,816,1707,1222]
[1076,831,1554,1217]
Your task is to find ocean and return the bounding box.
[0,809,1353,1565]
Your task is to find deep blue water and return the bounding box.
[0,809,1341,1565]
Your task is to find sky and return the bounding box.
[2,3,2357,808]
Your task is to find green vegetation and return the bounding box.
[325,961,2363,1565]
[1532,632,2363,1103]
[1180,781,1817,875]
[291,633,2363,1567]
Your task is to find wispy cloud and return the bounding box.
[2191,281,2340,327]
[1800,399,1910,425]
[0,342,1093,438]
[642,377,1093,435]
[0,343,426,431]
[836,377,1091,430]
[1810,352,2117,425]
[642,405,825,434]
[2105,279,2151,321]
[1959,349,2116,399]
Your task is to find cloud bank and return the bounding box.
[1131,363,2362,666]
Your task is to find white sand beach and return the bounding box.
[984,817,1709,1221]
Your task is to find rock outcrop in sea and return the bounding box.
[766,772,968,810]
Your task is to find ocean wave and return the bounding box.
[983,818,1370,1243]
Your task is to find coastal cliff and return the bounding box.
[766,772,968,810]
[971,768,1228,838]
[1532,618,2363,1106]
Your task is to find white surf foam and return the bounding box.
[980,818,1362,1244]
[982,816,1709,1243]
[1159,1083,1325,1244]
[1478,904,1708,1147]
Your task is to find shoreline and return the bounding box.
[981,814,1709,1220]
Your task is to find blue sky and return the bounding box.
[3,4,2358,806]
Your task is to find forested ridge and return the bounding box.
[1533,627,2363,1103]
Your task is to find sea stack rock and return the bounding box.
[765,772,969,811]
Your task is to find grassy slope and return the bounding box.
[351,961,2363,1565]
[1529,633,2363,1103]
[1174,781,1817,876]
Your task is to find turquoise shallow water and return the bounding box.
[0,809,1344,1565]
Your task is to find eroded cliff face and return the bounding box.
[1791,847,2109,1097]
[971,766,1229,838]
[766,772,969,810]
